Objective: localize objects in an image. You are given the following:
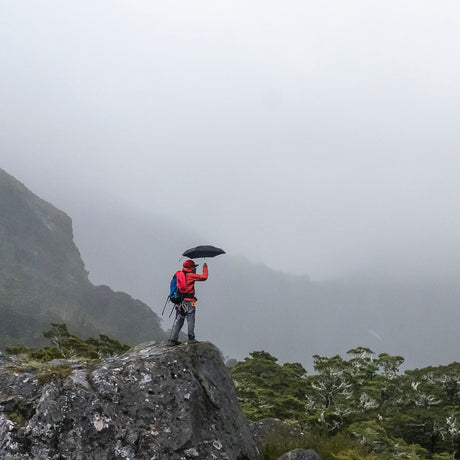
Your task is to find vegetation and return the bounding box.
[5,323,130,386]
[231,348,460,459]
[6,323,130,362]
[35,363,74,386]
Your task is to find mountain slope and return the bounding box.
[0,168,165,348]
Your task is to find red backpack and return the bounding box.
[169,270,186,304]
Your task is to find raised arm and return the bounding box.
[189,263,208,281]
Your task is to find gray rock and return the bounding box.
[277,448,321,460]
[250,418,303,445]
[0,341,261,459]
[250,419,320,460]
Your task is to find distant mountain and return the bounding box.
[0,168,165,348]
[5,168,457,371]
[63,193,460,372]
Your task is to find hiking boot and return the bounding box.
[168,340,181,347]
[188,338,199,343]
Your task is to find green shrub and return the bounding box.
[6,323,130,362]
[232,349,460,460]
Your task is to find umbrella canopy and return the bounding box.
[182,245,226,259]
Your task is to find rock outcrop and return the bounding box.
[0,168,165,348]
[250,418,304,446]
[276,450,320,460]
[0,341,261,459]
[250,419,321,460]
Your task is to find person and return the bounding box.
[169,259,208,346]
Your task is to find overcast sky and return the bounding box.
[1,1,460,281]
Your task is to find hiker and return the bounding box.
[169,259,208,345]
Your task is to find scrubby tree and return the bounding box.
[7,323,130,361]
[231,350,307,422]
[231,348,460,459]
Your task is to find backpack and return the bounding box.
[169,270,186,304]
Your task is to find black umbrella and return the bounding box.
[182,245,226,259]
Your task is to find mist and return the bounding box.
[2,0,460,282]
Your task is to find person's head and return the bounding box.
[183,259,199,272]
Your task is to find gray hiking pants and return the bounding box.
[171,302,196,341]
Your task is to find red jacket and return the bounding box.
[177,264,208,301]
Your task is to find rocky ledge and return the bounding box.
[0,341,261,460]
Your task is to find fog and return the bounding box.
[2,0,460,282]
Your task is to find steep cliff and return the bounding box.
[0,168,164,347]
[0,341,261,459]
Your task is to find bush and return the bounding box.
[6,323,130,362]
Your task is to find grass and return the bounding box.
[36,363,73,386]
[6,359,74,386]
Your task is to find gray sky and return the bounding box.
[2,0,460,280]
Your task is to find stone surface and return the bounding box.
[250,418,303,445]
[0,168,165,348]
[0,341,261,459]
[250,419,320,460]
[276,449,321,460]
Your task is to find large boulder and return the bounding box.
[0,341,261,459]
